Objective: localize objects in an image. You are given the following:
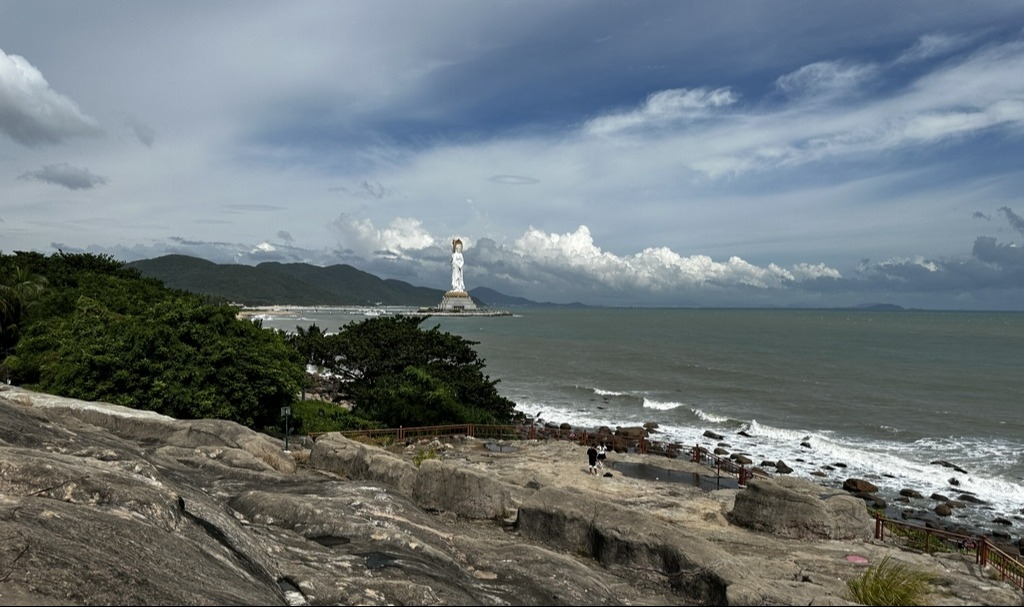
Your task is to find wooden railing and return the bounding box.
[689,444,753,486]
[874,514,1024,592]
[330,423,524,442]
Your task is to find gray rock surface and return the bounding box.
[1,385,1022,606]
[728,477,875,540]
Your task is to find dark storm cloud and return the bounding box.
[18,163,107,190]
[998,206,1024,237]
[972,236,1024,268]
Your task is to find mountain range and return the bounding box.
[127,254,559,308]
[127,255,899,311]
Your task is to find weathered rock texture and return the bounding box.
[1,385,1021,606]
[728,477,875,540]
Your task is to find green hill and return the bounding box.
[128,255,446,307]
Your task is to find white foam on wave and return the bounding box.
[692,408,730,424]
[511,401,1024,525]
[731,421,1024,521]
[594,388,630,397]
[642,398,685,411]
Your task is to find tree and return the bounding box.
[4,252,305,429]
[326,315,521,427]
[0,259,48,368]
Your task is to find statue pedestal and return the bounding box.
[439,291,477,312]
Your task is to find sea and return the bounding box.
[252,305,1024,534]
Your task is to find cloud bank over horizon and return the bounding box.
[2,2,1023,309]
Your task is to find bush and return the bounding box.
[289,399,382,434]
[846,554,935,606]
[411,448,438,467]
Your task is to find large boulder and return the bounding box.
[413,458,517,520]
[309,432,417,495]
[727,477,873,540]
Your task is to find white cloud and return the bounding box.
[330,214,436,257]
[666,36,1024,179]
[584,87,737,136]
[775,60,879,100]
[894,33,973,65]
[0,48,102,146]
[510,225,838,292]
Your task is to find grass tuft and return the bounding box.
[846,554,935,606]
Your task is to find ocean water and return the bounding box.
[254,306,1024,532]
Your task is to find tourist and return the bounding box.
[596,442,607,468]
[587,444,598,475]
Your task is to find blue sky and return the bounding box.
[2,1,1024,309]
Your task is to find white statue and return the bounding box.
[450,239,465,292]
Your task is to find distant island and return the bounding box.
[851,303,906,311]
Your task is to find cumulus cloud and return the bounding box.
[0,48,102,145]
[18,163,107,190]
[330,214,436,258]
[510,225,837,292]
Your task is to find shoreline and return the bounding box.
[237,304,515,321]
[524,415,1024,556]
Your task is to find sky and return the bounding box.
[2,1,1024,310]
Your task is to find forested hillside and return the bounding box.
[128,254,446,306]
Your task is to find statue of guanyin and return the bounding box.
[450,239,465,292]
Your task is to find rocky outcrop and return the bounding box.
[727,477,874,541]
[1,385,1021,606]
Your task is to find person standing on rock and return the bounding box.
[587,444,599,475]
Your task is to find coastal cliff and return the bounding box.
[0,385,1020,606]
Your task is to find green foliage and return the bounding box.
[2,251,305,429]
[846,555,935,606]
[0,258,48,362]
[2,251,523,434]
[412,447,438,467]
[325,315,521,427]
[289,399,382,434]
